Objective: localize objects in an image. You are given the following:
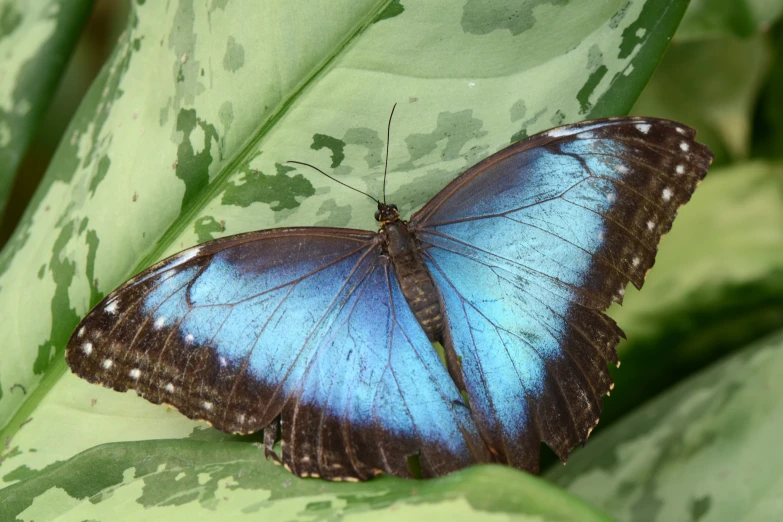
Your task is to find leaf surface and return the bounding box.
[0,445,615,522]
[546,327,783,522]
[0,0,93,218]
[0,0,688,516]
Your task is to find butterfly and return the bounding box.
[66,114,712,481]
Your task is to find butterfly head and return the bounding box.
[375,203,400,224]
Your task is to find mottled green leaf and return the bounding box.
[0,0,688,515]
[631,35,771,166]
[545,327,783,522]
[0,445,614,522]
[599,161,783,428]
[0,0,94,218]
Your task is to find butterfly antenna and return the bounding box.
[382,103,397,205]
[287,161,380,205]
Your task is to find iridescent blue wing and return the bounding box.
[410,117,712,471]
[66,228,490,480]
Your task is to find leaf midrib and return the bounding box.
[132,0,395,277]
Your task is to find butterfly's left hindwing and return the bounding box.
[277,257,490,479]
[411,118,712,470]
[66,227,489,480]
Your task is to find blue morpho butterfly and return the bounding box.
[66,108,712,481]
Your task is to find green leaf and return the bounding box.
[0,446,614,522]
[600,161,783,428]
[0,0,94,219]
[631,35,772,166]
[0,0,687,512]
[752,20,783,159]
[544,327,783,522]
[676,0,783,40]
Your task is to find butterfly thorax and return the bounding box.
[381,217,444,342]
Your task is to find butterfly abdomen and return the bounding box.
[382,220,443,341]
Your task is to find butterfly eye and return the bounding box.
[374,210,381,221]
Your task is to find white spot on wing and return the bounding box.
[185,334,194,344]
[618,287,625,297]
[614,164,629,174]
[647,220,655,231]
[238,414,245,424]
[78,327,86,338]
[546,128,572,138]
[175,247,201,266]
[104,300,118,314]
[82,342,93,355]
[219,356,227,367]
[129,368,141,380]
[662,187,673,201]
[546,121,608,139]
[203,401,213,411]
[635,123,651,134]
[154,317,166,329]
[632,257,640,267]
[676,127,686,135]
[680,141,689,152]
[102,359,113,370]
[165,383,175,393]
[676,164,685,175]
[606,193,616,203]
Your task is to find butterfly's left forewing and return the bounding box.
[66,227,488,480]
[67,228,380,433]
[411,118,712,471]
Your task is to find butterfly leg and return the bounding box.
[264,417,282,465]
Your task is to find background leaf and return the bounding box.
[676,0,783,40]
[0,0,94,219]
[591,1,783,440]
[752,20,783,159]
[545,327,783,522]
[630,33,771,166]
[598,160,783,429]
